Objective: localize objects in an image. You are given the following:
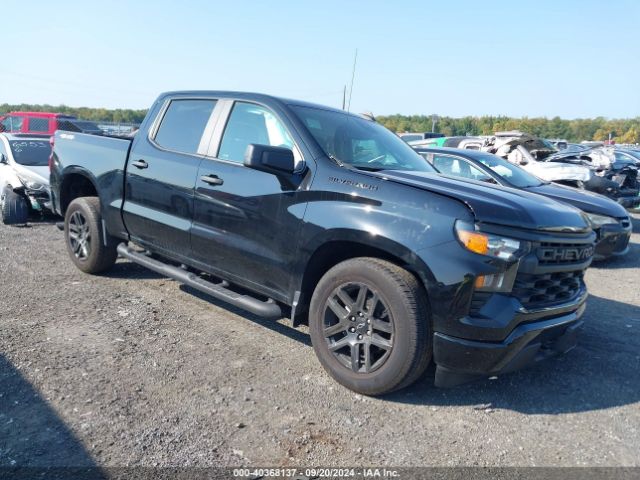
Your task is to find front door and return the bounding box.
[191,100,308,299]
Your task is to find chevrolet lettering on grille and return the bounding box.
[537,245,595,262]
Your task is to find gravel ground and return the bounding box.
[1,213,639,469]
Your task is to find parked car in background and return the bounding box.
[0,133,52,224]
[50,90,596,394]
[547,139,568,150]
[0,112,103,135]
[613,149,640,166]
[413,146,631,261]
[412,132,640,209]
[411,133,593,188]
[398,132,444,142]
[547,147,640,210]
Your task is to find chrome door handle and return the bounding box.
[200,174,224,186]
[132,159,148,169]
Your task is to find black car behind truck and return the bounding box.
[414,146,632,261]
[50,91,595,395]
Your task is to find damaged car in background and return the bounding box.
[546,145,640,210]
[0,133,52,224]
[411,131,640,210]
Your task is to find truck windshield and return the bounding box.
[9,140,51,166]
[472,152,544,188]
[292,106,435,172]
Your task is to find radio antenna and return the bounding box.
[347,48,358,112]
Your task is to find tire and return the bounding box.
[309,257,431,396]
[64,197,118,274]
[1,187,29,225]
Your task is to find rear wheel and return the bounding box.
[309,257,431,396]
[1,187,29,225]
[64,197,118,274]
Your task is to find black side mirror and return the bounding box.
[244,144,295,175]
[0,154,7,164]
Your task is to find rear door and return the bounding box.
[122,97,217,258]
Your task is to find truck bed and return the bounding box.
[50,130,133,237]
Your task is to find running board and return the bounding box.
[116,243,282,319]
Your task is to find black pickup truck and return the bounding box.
[50,91,595,395]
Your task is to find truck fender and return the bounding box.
[289,228,437,325]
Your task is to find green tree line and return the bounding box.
[2,104,639,143]
[0,104,148,124]
[378,114,640,144]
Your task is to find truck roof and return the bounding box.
[6,112,76,119]
[158,90,354,116]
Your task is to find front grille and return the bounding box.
[536,242,594,265]
[513,270,583,309]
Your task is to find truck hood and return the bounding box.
[13,164,50,187]
[524,182,628,218]
[374,170,590,232]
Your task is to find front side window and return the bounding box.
[9,140,51,166]
[1,116,24,132]
[432,154,494,183]
[218,102,297,163]
[292,106,435,172]
[154,99,217,155]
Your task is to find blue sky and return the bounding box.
[2,0,639,118]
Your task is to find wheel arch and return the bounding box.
[291,230,435,326]
[59,168,100,215]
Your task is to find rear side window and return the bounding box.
[154,99,216,154]
[29,117,50,132]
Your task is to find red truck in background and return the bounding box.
[0,112,103,135]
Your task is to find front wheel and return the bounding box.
[309,258,431,396]
[64,197,118,274]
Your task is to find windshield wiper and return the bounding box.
[327,154,345,167]
[327,154,387,172]
[352,165,386,172]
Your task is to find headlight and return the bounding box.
[585,213,618,228]
[455,221,526,261]
[17,174,45,191]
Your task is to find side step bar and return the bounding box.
[116,243,282,319]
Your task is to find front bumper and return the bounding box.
[433,295,587,387]
[14,186,51,213]
[594,222,632,260]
